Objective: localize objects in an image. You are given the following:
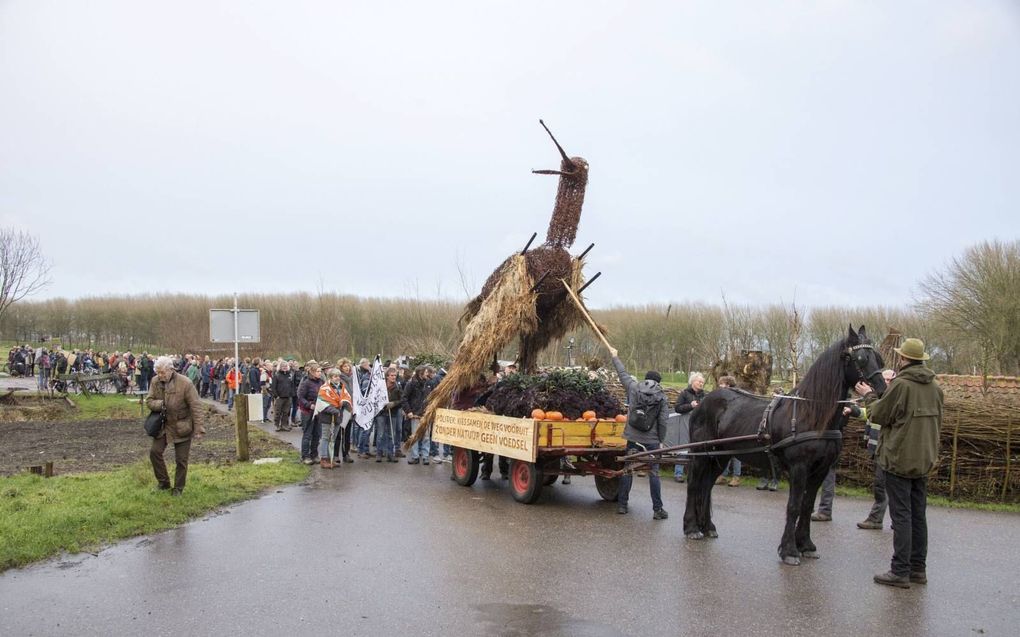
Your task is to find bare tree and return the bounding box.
[919,239,1020,376]
[0,228,52,326]
[786,300,803,385]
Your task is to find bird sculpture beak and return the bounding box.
[539,119,576,170]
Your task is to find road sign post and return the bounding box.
[210,296,260,462]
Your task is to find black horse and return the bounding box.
[682,325,888,565]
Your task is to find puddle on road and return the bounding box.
[473,603,622,637]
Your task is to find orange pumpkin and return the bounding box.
[576,417,586,422]
[582,410,597,421]
[531,408,546,420]
[546,411,563,421]
[615,414,628,423]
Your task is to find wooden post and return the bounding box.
[44,462,54,477]
[1003,412,1013,502]
[235,394,250,462]
[560,279,612,352]
[949,414,960,499]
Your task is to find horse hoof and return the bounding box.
[686,531,705,540]
[706,530,719,538]
[801,551,819,559]
[781,556,801,566]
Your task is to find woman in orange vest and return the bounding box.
[316,368,353,468]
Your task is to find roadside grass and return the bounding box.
[659,470,1020,514]
[67,394,145,421]
[657,371,689,389]
[0,452,309,571]
[831,483,1020,514]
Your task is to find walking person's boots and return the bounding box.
[874,571,910,588]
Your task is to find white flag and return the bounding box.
[351,357,388,431]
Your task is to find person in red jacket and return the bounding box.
[225,361,240,411]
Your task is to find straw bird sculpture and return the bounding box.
[405,120,602,449]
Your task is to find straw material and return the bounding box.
[518,257,591,372]
[710,351,773,394]
[406,255,539,448]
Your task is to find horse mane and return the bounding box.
[790,337,849,431]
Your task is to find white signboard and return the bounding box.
[432,408,538,462]
[209,309,261,343]
[247,394,263,423]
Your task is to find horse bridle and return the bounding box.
[846,343,885,387]
[752,341,883,444]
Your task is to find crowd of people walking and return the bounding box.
[10,344,153,393]
[166,353,452,469]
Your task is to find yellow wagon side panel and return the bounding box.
[537,421,627,449]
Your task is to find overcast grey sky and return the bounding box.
[2,1,1018,309]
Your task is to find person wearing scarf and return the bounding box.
[316,368,353,469]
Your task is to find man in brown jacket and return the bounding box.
[146,355,205,495]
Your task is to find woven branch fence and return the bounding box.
[841,377,1020,503]
[604,373,1020,502]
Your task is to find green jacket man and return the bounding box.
[863,358,943,479]
[857,337,944,589]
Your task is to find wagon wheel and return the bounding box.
[594,453,623,502]
[509,459,544,504]
[594,475,620,502]
[451,447,479,487]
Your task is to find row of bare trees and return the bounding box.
[0,291,1004,378]
[0,293,463,363]
[2,238,1015,378]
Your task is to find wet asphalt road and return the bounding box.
[2,419,1018,637]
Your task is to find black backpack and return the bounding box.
[629,384,662,432]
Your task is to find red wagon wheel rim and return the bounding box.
[453,447,468,478]
[511,462,531,493]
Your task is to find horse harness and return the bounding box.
[679,340,878,461]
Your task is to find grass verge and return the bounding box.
[659,470,1020,513]
[0,452,309,571]
[657,371,689,389]
[832,483,1020,514]
[67,394,146,421]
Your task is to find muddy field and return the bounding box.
[0,403,294,477]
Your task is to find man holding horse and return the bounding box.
[856,338,943,589]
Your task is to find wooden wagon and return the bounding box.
[432,407,629,504]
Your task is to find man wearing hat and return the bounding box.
[856,338,944,589]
